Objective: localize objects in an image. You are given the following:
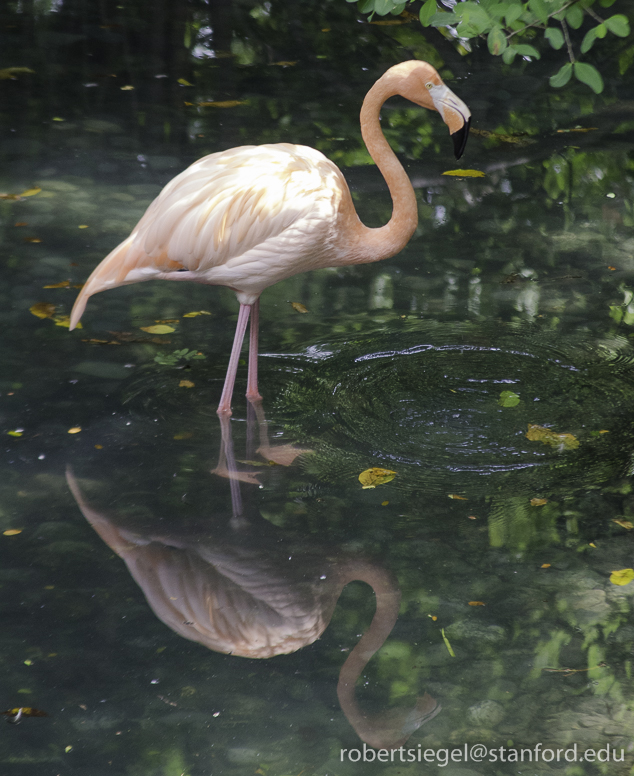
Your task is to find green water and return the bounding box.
[2,1,634,774]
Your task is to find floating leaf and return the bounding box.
[441,628,456,657]
[531,498,548,506]
[78,225,89,229]
[468,601,485,606]
[14,222,28,227]
[556,127,598,133]
[155,319,180,325]
[67,427,81,434]
[526,424,579,450]
[470,128,535,146]
[610,568,634,586]
[612,518,633,530]
[30,302,56,319]
[43,281,70,289]
[7,430,23,437]
[3,529,22,536]
[358,467,396,489]
[54,315,80,328]
[1,707,47,718]
[120,85,134,90]
[0,67,35,80]
[179,380,195,388]
[173,432,193,440]
[177,78,193,85]
[140,325,175,334]
[182,310,212,317]
[24,237,42,243]
[442,169,485,177]
[498,390,520,407]
[541,563,551,569]
[448,494,468,500]
[291,302,309,313]
[381,500,389,506]
[269,60,299,66]
[20,187,41,197]
[195,100,246,108]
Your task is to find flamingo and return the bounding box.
[69,60,470,414]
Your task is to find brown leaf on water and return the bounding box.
[612,518,634,530]
[531,498,548,506]
[359,467,396,489]
[541,563,551,569]
[526,424,579,450]
[179,380,195,388]
[269,61,298,66]
[14,222,28,227]
[470,128,536,146]
[1,707,47,718]
[291,302,309,314]
[0,67,35,80]
[0,193,21,200]
[194,100,246,108]
[30,302,56,319]
[106,331,171,345]
[43,281,70,289]
[155,319,180,325]
[468,601,485,606]
[448,494,468,500]
[67,427,81,434]
[24,237,42,243]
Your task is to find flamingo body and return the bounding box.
[70,61,470,413]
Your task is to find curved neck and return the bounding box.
[355,76,419,262]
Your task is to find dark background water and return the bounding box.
[2,1,634,774]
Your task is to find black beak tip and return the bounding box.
[452,117,470,160]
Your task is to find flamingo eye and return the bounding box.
[425,82,434,90]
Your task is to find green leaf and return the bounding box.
[581,26,599,53]
[512,43,540,58]
[488,26,508,55]
[358,0,375,13]
[453,1,493,34]
[487,2,509,21]
[419,0,438,26]
[549,62,573,87]
[565,4,584,28]
[499,390,521,408]
[574,61,604,93]
[605,14,630,37]
[600,0,617,6]
[390,2,407,14]
[502,46,517,64]
[528,0,549,24]
[428,11,457,26]
[373,0,397,15]
[504,4,522,25]
[544,27,564,49]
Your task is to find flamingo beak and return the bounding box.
[429,85,471,160]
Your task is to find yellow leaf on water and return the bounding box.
[20,187,41,197]
[291,302,309,314]
[14,222,28,227]
[3,529,22,536]
[30,302,56,319]
[196,100,246,108]
[610,568,634,586]
[442,169,485,178]
[7,430,23,437]
[531,498,548,506]
[177,78,193,86]
[78,224,89,229]
[381,500,389,506]
[526,424,579,450]
[179,380,195,388]
[612,519,634,530]
[441,628,456,658]
[65,745,73,753]
[541,563,551,569]
[468,601,485,606]
[52,117,65,122]
[173,432,193,440]
[54,315,80,328]
[140,325,175,334]
[120,85,134,90]
[67,427,81,434]
[43,281,70,289]
[24,237,42,243]
[358,467,396,489]
[448,494,468,500]
[95,444,103,449]
[183,310,212,317]
[0,67,35,80]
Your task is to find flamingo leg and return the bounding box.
[246,298,262,402]
[217,303,251,416]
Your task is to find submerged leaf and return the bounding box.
[20,187,41,197]
[30,303,56,319]
[291,302,309,313]
[358,467,396,489]
[531,498,548,506]
[610,568,634,586]
[499,390,520,407]
[195,100,246,108]
[179,379,195,388]
[0,67,35,80]
[612,518,633,530]
[441,628,456,657]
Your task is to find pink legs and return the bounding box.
[216,299,262,416]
